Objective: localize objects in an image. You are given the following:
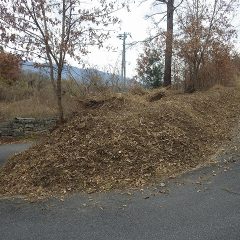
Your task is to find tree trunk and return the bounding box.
[163,0,174,87]
[56,71,64,123]
[185,65,196,93]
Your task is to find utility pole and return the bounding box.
[118,32,130,88]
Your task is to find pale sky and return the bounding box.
[85,0,240,78]
[85,0,156,77]
[5,0,238,78]
[3,0,239,78]
[4,0,155,77]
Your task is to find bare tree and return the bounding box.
[0,0,123,122]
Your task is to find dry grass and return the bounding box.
[0,82,58,121]
[0,99,57,121]
[0,86,81,121]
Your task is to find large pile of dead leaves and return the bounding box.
[1,86,240,198]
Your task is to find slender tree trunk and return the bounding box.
[48,54,56,92]
[56,70,64,123]
[163,0,174,87]
[185,64,196,93]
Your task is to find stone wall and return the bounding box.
[0,117,57,137]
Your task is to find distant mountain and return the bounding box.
[21,61,121,82]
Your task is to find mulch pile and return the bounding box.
[1,86,240,198]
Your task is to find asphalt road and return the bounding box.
[0,143,32,165]
[0,142,240,240]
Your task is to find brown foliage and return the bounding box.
[0,51,21,84]
[198,45,236,88]
[175,0,238,90]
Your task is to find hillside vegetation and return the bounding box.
[1,86,240,199]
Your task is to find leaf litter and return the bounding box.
[1,86,240,199]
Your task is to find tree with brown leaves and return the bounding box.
[136,39,164,88]
[176,0,238,91]
[0,49,21,84]
[0,0,124,122]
